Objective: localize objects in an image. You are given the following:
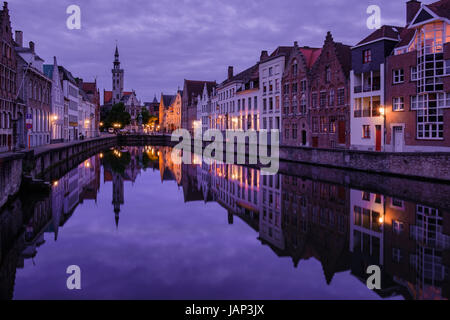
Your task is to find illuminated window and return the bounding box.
[393,97,404,111]
[363,49,372,63]
[362,125,370,139]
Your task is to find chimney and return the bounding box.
[29,41,35,53]
[406,0,421,25]
[228,66,233,80]
[260,50,268,61]
[15,30,23,47]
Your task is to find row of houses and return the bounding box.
[159,0,450,152]
[0,2,100,153]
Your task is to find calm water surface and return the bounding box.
[0,146,449,300]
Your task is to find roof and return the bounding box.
[82,82,97,94]
[104,91,132,104]
[395,28,416,48]
[104,91,112,104]
[426,0,450,20]
[355,25,403,46]
[335,42,352,76]
[299,47,322,69]
[260,46,294,64]
[221,63,259,86]
[161,94,176,108]
[58,66,77,84]
[183,80,216,104]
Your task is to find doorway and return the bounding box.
[375,125,381,152]
[393,126,403,152]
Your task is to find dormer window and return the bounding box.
[363,49,372,64]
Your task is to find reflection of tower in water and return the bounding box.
[112,171,124,228]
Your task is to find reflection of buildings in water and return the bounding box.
[103,146,145,227]
[0,155,101,300]
[260,174,282,250]
[112,171,124,227]
[350,189,450,300]
[159,146,182,186]
[281,176,350,283]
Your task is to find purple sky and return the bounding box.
[9,0,412,103]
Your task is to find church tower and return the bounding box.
[112,45,124,105]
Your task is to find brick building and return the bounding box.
[309,32,351,148]
[385,0,450,152]
[0,2,17,152]
[181,79,216,134]
[282,41,321,146]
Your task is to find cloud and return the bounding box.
[8,0,409,102]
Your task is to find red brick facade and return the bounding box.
[309,32,351,149]
[281,43,321,147]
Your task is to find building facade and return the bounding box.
[350,26,402,151]
[385,0,450,152]
[15,37,51,148]
[215,65,259,132]
[0,2,17,152]
[282,42,321,147]
[181,79,216,134]
[309,32,351,148]
[259,47,293,132]
[43,56,65,143]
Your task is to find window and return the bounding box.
[319,91,326,107]
[393,220,404,234]
[446,60,450,75]
[337,88,345,105]
[292,124,297,139]
[393,97,404,111]
[329,89,335,106]
[300,80,307,92]
[311,93,317,108]
[362,125,370,139]
[292,61,298,75]
[363,49,372,63]
[269,67,273,76]
[393,69,404,84]
[392,248,402,263]
[325,66,331,83]
[411,66,418,81]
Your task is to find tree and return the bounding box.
[140,107,151,125]
[104,103,131,129]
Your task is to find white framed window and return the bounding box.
[411,66,418,81]
[393,69,404,84]
[393,97,404,111]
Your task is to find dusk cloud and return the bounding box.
[9,0,408,102]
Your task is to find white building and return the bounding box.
[258,47,293,132]
[196,83,215,134]
[43,57,65,143]
[59,66,79,141]
[215,64,260,131]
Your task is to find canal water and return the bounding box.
[0,146,449,300]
